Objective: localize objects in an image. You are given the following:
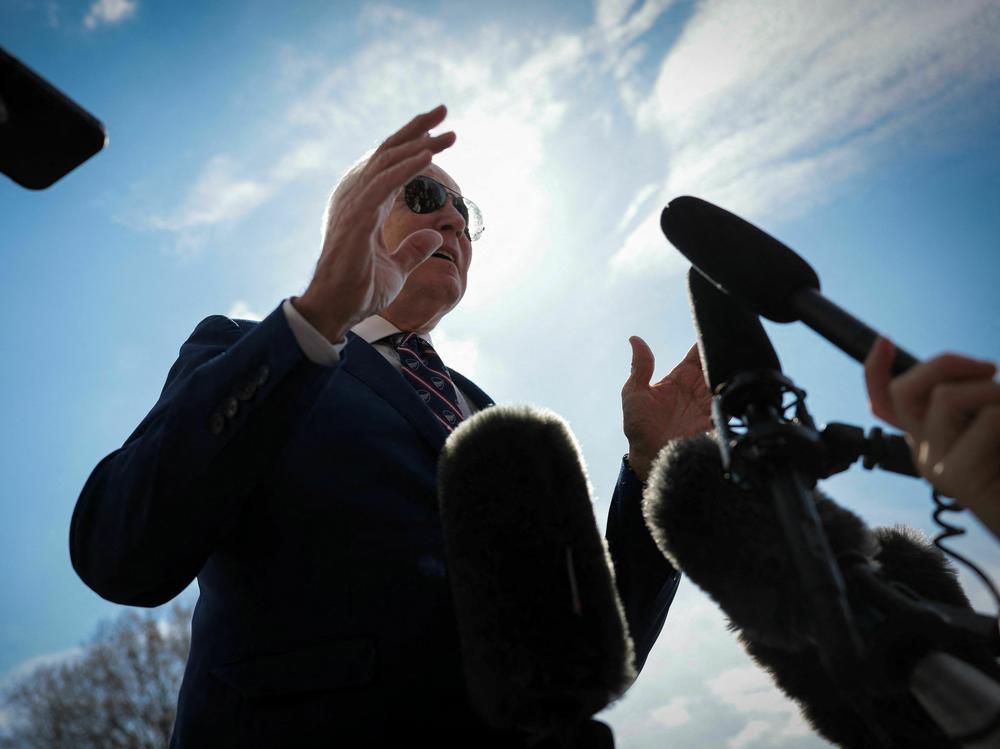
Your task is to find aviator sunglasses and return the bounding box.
[404,175,485,241]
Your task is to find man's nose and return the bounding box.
[434,200,467,238]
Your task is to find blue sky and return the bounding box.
[2,0,999,745]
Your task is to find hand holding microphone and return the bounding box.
[865,338,1000,539]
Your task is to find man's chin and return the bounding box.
[421,277,465,308]
[390,281,465,324]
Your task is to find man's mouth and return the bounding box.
[431,250,456,264]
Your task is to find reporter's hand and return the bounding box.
[622,338,713,482]
[295,105,457,342]
[865,337,1000,534]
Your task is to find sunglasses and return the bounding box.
[403,175,485,241]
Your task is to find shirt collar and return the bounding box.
[351,315,434,346]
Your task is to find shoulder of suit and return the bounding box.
[179,315,260,352]
[193,314,257,334]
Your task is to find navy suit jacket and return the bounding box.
[71,304,679,747]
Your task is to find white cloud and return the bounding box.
[616,0,677,45]
[616,181,660,232]
[150,155,273,234]
[83,0,136,30]
[595,0,638,30]
[43,1,61,28]
[650,696,696,727]
[609,207,687,278]
[268,139,337,183]
[431,330,480,380]
[0,646,84,685]
[608,0,1000,277]
[227,300,263,321]
[595,0,677,50]
[707,665,815,746]
[708,666,793,714]
[728,719,771,749]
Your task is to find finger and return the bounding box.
[369,131,456,177]
[889,353,997,434]
[864,336,900,426]
[917,380,1000,473]
[355,149,434,224]
[378,105,448,153]
[681,342,702,367]
[390,229,444,276]
[626,336,655,388]
[930,404,1000,512]
[659,342,708,388]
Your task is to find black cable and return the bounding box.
[931,489,1000,614]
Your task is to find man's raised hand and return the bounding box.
[295,105,456,342]
[622,338,713,482]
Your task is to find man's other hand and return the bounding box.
[622,338,713,482]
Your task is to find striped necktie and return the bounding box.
[393,333,465,432]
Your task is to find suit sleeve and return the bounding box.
[70,304,334,607]
[605,457,680,673]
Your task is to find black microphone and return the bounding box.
[0,47,106,190]
[662,196,918,375]
[437,405,634,738]
[689,267,919,480]
[688,268,781,396]
[643,435,999,748]
[675,268,1000,746]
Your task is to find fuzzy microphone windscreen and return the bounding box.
[437,405,635,735]
[738,525,989,749]
[643,432,878,649]
[643,432,996,748]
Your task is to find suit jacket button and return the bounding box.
[236,379,257,401]
[208,411,225,435]
[255,364,270,386]
[223,396,239,419]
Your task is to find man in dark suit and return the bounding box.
[70,105,711,746]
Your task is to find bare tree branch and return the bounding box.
[0,602,192,749]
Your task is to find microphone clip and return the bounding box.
[714,369,825,487]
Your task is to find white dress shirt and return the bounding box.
[281,298,476,418]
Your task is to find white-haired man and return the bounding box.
[71,105,711,746]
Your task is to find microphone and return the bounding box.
[437,405,635,738]
[688,268,781,396]
[688,267,919,480]
[646,432,876,649]
[0,47,106,190]
[662,196,918,375]
[672,269,1000,746]
[643,435,999,748]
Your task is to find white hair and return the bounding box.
[321,147,377,241]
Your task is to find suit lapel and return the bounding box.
[340,333,496,455]
[341,333,451,453]
[450,370,495,411]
